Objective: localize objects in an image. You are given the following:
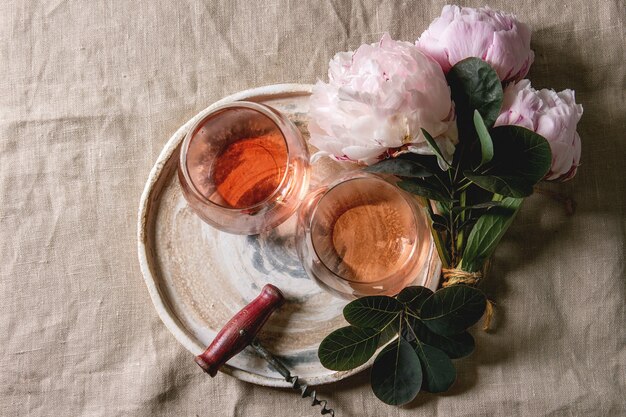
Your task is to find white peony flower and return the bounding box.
[308,33,458,166]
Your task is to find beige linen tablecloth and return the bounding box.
[1,0,625,416]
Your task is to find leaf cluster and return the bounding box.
[318,285,487,405]
[321,58,552,407]
[364,57,552,270]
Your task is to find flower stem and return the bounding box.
[420,197,451,268]
[455,191,467,255]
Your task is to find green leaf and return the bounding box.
[397,286,433,313]
[407,316,475,359]
[421,128,450,167]
[430,213,448,225]
[344,296,403,331]
[465,125,552,197]
[492,125,552,183]
[318,326,381,371]
[413,341,456,393]
[364,158,433,178]
[434,200,450,217]
[457,217,478,235]
[379,320,400,347]
[398,179,453,203]
[447,57,503,127]
[473,110,494,166]
[431,213,449,232]
[420,285,487,336]
[464,173,534,198]
[395,153,443,174]
[451,201,503,214]
[371,338,422,405]
[462,197,523,272]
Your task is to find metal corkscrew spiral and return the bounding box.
[250,339,335,416]
[194,284,335,416]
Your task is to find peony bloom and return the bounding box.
[495,80,583,181]
[308,33,457,166]
[417,5,534,82]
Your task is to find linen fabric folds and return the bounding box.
[0,0,624,416]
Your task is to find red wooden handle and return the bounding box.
[195,284,285,376]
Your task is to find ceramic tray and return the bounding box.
[137,84,441,387]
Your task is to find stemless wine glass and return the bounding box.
[296,171,433,299]
[178,101,310,235]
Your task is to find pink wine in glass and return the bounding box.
[179,101,310,235]
[297,172,432,298]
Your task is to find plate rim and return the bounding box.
[137,83,379,387]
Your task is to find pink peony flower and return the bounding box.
[495,80,583,181]
[308,33,458,166]
[417,5,534,82]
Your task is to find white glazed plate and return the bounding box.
[137,84,441,387]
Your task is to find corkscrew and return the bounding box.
[195,284,335,416]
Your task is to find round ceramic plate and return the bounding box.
[137,84,441,387]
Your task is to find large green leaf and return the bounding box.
[473,110,494,166]
[492,125,552,183]
[420,285,487,336]
[464,173,534,198]
[413,341,456,393]
[371,338,422,405]
[465,125,552,197]
[378,321,400,347]
[397,286,433,313]
[318,326,380,371]
[447,57,503,127]
[364,158,433,178]
[462,197,523,272]
[398,179,453,203]
[343,296,403,331]
[407,316,475,359]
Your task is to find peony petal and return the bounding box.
[342,145,386,164]
[443,20,496,67]
[308,33,455,167]
[416,5,534,81]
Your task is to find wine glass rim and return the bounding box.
[179,101,295,212]
[309,173,421,286]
